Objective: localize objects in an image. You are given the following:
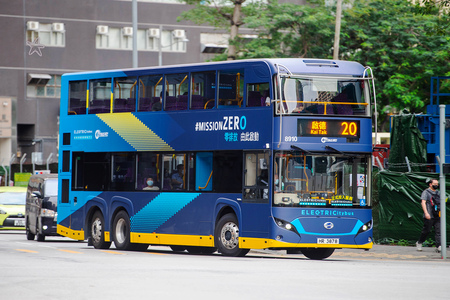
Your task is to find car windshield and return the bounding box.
[273,151,371,207]
[0,192,26,205]
[44,179,58,196]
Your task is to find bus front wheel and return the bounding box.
[300,248,335,260]
[90,211,111,249]
[215,213,249,257]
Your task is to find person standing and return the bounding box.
[416,178,441,252]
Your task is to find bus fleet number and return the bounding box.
[285,136,298,142]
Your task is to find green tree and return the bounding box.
[340,0,450,131]
[179,0,252,60]
[242,0,335,59]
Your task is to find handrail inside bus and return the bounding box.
[178,75,188,95]
[117,82,121,98]
[131,80,137,98]
[198,171,213,190]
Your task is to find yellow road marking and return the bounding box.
[100,250,125,255]
[59,249,83,254]
[146,252,168,256]
[16,249,38,253]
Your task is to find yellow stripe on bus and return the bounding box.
[130,232,215,247]
[57,224,85,240]
[239,237,373,249]
[97,113,174,151]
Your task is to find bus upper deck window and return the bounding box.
[68,80,87,115]
[218,70,244,109]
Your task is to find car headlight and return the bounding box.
[357,219,373,235]
[40,209,56,218]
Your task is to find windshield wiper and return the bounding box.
[325,145,343,154]
[291,145,311,154]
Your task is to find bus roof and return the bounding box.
[62,58,367,80]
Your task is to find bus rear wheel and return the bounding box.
[300,248,335,260]
[112,210,132,250]
[215,213,249,257]
[90,211,111,249]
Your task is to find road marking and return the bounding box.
[16,249,38,253]
[146,252,169,256]
[100,250,125,255]
[59,249,83,254]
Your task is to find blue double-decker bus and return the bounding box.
[57,58,375,259]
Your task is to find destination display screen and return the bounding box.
[297,119,360,138]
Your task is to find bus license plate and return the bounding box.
[14,219,25,227]
[317,238,339,244]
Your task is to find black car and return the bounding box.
[25,174,59,241]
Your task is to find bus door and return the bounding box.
[196,152,213,191]
[241,151,270,237]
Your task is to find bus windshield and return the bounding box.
[273,151,371,208]
[276,76,370,116]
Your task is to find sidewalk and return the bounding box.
[250,244,449,261]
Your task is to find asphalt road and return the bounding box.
[1,231,449,300]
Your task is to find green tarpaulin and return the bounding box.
[389,111,427,172]
[373,171,450,245]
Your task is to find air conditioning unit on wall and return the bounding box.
[172,29,186,39]
[148,28,160,38]
[27,21,40,31]
[52,23,65,32]
[122,27,133,36]
[96,25,109,35]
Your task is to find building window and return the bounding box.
[160,30,186,52]
[26,22,65,47]
[27,74,61,98]
[96,26,186,52]
[137,29,159,51]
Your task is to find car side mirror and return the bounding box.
[32,191,43,199]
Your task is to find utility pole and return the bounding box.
[333,0,343,60]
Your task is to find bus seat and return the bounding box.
[177,95,188,110]
[335,105,353,115]
[114,98,127,112]
[165,96,177,110]
[247,91,262,107]
[138,97,152,111]
[191,95,204,109]
[126,98,136,111]
[317,104,335,115]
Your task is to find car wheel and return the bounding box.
[90,211,111,249]
[36,233,45,242]
[26,220,35,241]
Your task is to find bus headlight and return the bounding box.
[274,217,299,236]
[357,219,373,235]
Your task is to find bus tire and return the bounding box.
[300,248,335,260]
[112,210,132,251]
[170,246,186,252]
[90,211,111,249]
[215,213,249,257]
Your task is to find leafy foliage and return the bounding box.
[340,0,450,130]
[242,0,335,59]
[179,0,450,130]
